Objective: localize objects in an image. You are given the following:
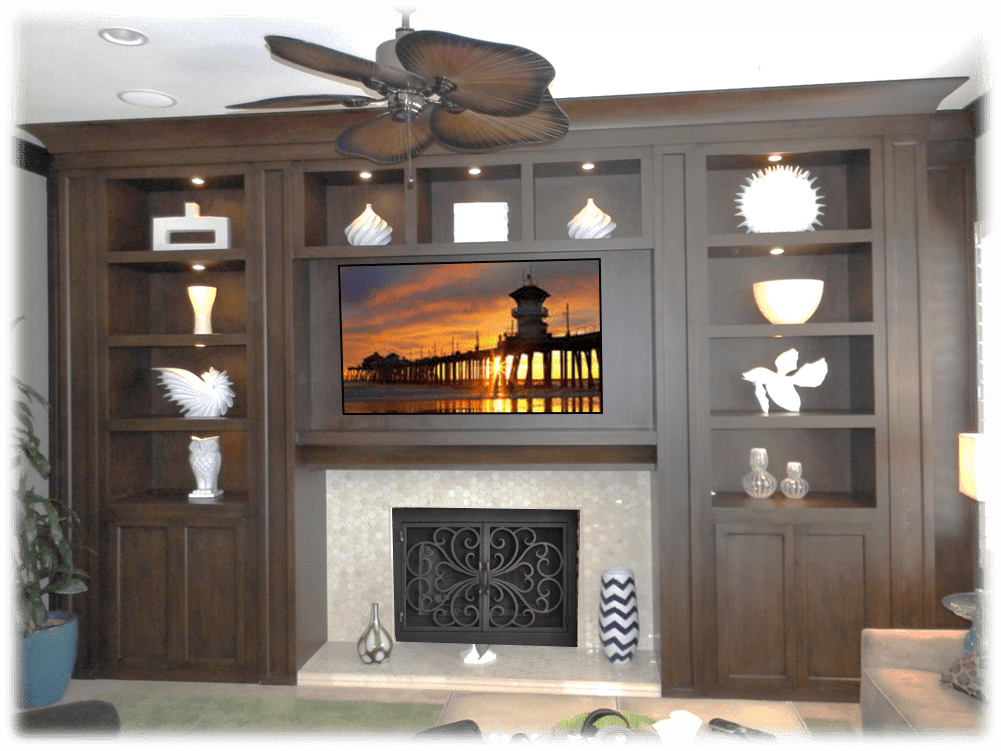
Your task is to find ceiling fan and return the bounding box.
[227,12,569,165]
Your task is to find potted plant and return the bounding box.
[14,319,89,707]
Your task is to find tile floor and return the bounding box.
[53,677,862,740]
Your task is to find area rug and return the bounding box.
[800,720,864,744]
[99,691,444,736]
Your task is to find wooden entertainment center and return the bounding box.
[27,77,977,700]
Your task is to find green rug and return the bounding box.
[101,691,444,735]
[802,718,856,734]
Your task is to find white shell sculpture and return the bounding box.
[567,198,616,239]
[735,165,824,233]
[188,435,223,502]
[741,348,828,414]
[345,203,392,246]
[153,366,235,418]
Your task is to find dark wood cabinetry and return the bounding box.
[31,80,976,697]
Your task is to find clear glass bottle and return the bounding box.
[742,447,777,499]
[780,461,810,499]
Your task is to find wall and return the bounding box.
[326,468,655,653]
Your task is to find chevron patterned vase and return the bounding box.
[599,568,639,663]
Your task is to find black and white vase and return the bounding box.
[599,568,638,664]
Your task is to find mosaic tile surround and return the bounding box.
[326,469,655,654]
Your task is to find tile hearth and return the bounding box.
[299,642,661,697]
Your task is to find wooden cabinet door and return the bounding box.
[715,524,796,692]
[104,512,253,680]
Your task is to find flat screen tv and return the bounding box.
[339,259,602,415]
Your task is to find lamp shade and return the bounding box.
[752,279,824,325]
[958,433,986,500]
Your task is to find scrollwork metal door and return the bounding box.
[392,508,578,646]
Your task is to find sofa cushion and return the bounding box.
[862,667,981,732]
[941,653,984,700]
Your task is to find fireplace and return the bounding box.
[323,469,655,657]
[392,508,578,646]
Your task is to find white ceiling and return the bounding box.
[9,1,992,144]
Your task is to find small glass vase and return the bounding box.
[780,461,810,499]
[357,603,393,664]
[742,447,777,499]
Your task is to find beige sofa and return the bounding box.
[860,628,982,734]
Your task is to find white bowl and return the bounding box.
[752,279,824,324]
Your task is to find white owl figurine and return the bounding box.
[154,366,235,418]
[188,435,223,501]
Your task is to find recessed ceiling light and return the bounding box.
[770,247,785,255]
[359,171,373,180]
[117,90,176,108]
[191,177,205,186]
[468,167,481,175]
[99,28,149,46]
[191,264,206,271]
[767,154,783,162]
[582,162,596,170]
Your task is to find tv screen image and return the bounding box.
[339,259,602,415]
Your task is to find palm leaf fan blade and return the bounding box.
[431,92,569,151]
[264,35,428,94]
[395,31,555,117]
[227,94,379,110]
[335,110,436,163]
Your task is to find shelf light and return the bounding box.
[468,167,482,176]
[767,154,783,162]
[191,177,205,186]
[769,247,785,255]
[359,171,373,180]
[191,263,207,272]
[581,162,596,171]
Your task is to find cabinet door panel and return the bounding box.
[184,522,246,664]
[716,525,794,686]
[799,530,865,681]
[112,523,173,664]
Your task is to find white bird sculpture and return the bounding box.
[153,366,235,418]
[742,348,828,414]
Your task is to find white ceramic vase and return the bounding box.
[598,568,638,663]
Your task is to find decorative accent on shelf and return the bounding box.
[742,348,828,414]
[344,203,392,246]
[153,367,235,418]
[187,285,217,335]
[152,202,231,251]
[357,603,393,664]
[188,436,223,502]
[735,165,824,233]
[462,644,497,664]
[752,279,824,325]
[742,448,778,499]
[780,461,809,500]
[567,198,616,239]
[454,202,509,243]
[599,568,638,664]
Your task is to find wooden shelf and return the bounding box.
[710,490,876,510]
[108,334,248,347]
[108,417,249,432]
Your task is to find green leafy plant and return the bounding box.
[13,319,88,637]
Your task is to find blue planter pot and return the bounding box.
[21,610,78,708]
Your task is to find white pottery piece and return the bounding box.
[741,348,828,414]
[752,279,824,324]
[735,165,825,233]
[567,198,616,239]
[152,202,231,251]
[187,285,217,335]
[153,366,235,418]
[188,435,223,502]
[345,204,392,246]
[598,568,638,663]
